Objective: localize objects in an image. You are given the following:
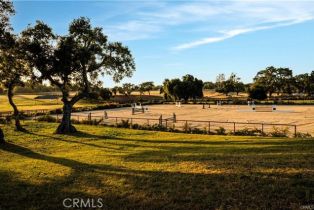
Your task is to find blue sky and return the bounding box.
[12,0,314,87]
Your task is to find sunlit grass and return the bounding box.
[0,122,313,209]
[0,95,104,112]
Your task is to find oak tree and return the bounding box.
[21,17,135,134]
[0,0,15,143]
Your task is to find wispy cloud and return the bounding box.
[173,17,313,50]
[103,1,314,48]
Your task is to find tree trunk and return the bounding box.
[7,85,25,132]
[0,128,4,144]
[55,102,77,134]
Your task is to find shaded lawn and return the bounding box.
[0,122,313,209]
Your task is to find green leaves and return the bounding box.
[162,75,203,101]
[21,17,135,102]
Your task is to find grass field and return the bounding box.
[0,122,313,209]
[0,95,104,112]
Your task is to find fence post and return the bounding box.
[262,124,264,134]
[208,121,211,134]
[165,119,168,129]
[233,122,236,133]
[294,125,297,137]
[115,117,118,126]
[185,120,188,133]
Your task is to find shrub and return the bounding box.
[0,118,8,124]
[131,123,141,129]
[234,128,264,136]
[189,127,207,134]
[295,132,312,139]
[116,119,130,128]
[80,119,103,125]
[37,115,57,122]
[150,124,167,131]
[5,116,12,124]
[215,127,226,135]
[49,109,62,115]
[270,127,289,137]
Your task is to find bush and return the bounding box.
[234,128,264,136]
[150,124,167,131]
[295,132,312,139]
[49,109,62,115]
[270,127,289,137]
[37,115,57,122]
[215,127,226,135]
[0,118,9,124]
[116,119,130,128]
[189,127,207,134]
[80,119,103,125]
[131,123,141,129]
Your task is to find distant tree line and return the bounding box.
[251,66,314,99]
[202,67,314,100]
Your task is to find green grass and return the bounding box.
[0,95,105,112]
[0,122,313,209]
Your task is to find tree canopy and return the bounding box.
[216,73,244,96]
[139,81,154,95]
[162,74,203,102]
[20,17,135,133]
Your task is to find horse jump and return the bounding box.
[202,103,211,109]
[175,101,181,107]
[159,113,177,125]
[252,105,277,112]
[131,103,147,115]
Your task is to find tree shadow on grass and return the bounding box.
[25,131,124,150]
[0,142,313,209]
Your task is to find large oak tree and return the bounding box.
[0,0,15,143]
[21,17,135,134]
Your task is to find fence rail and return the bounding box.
[1,110,298,137]
[55,113,297,137]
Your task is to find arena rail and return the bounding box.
[63,113,298,137]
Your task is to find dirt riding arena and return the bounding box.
[71,104,314,135]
